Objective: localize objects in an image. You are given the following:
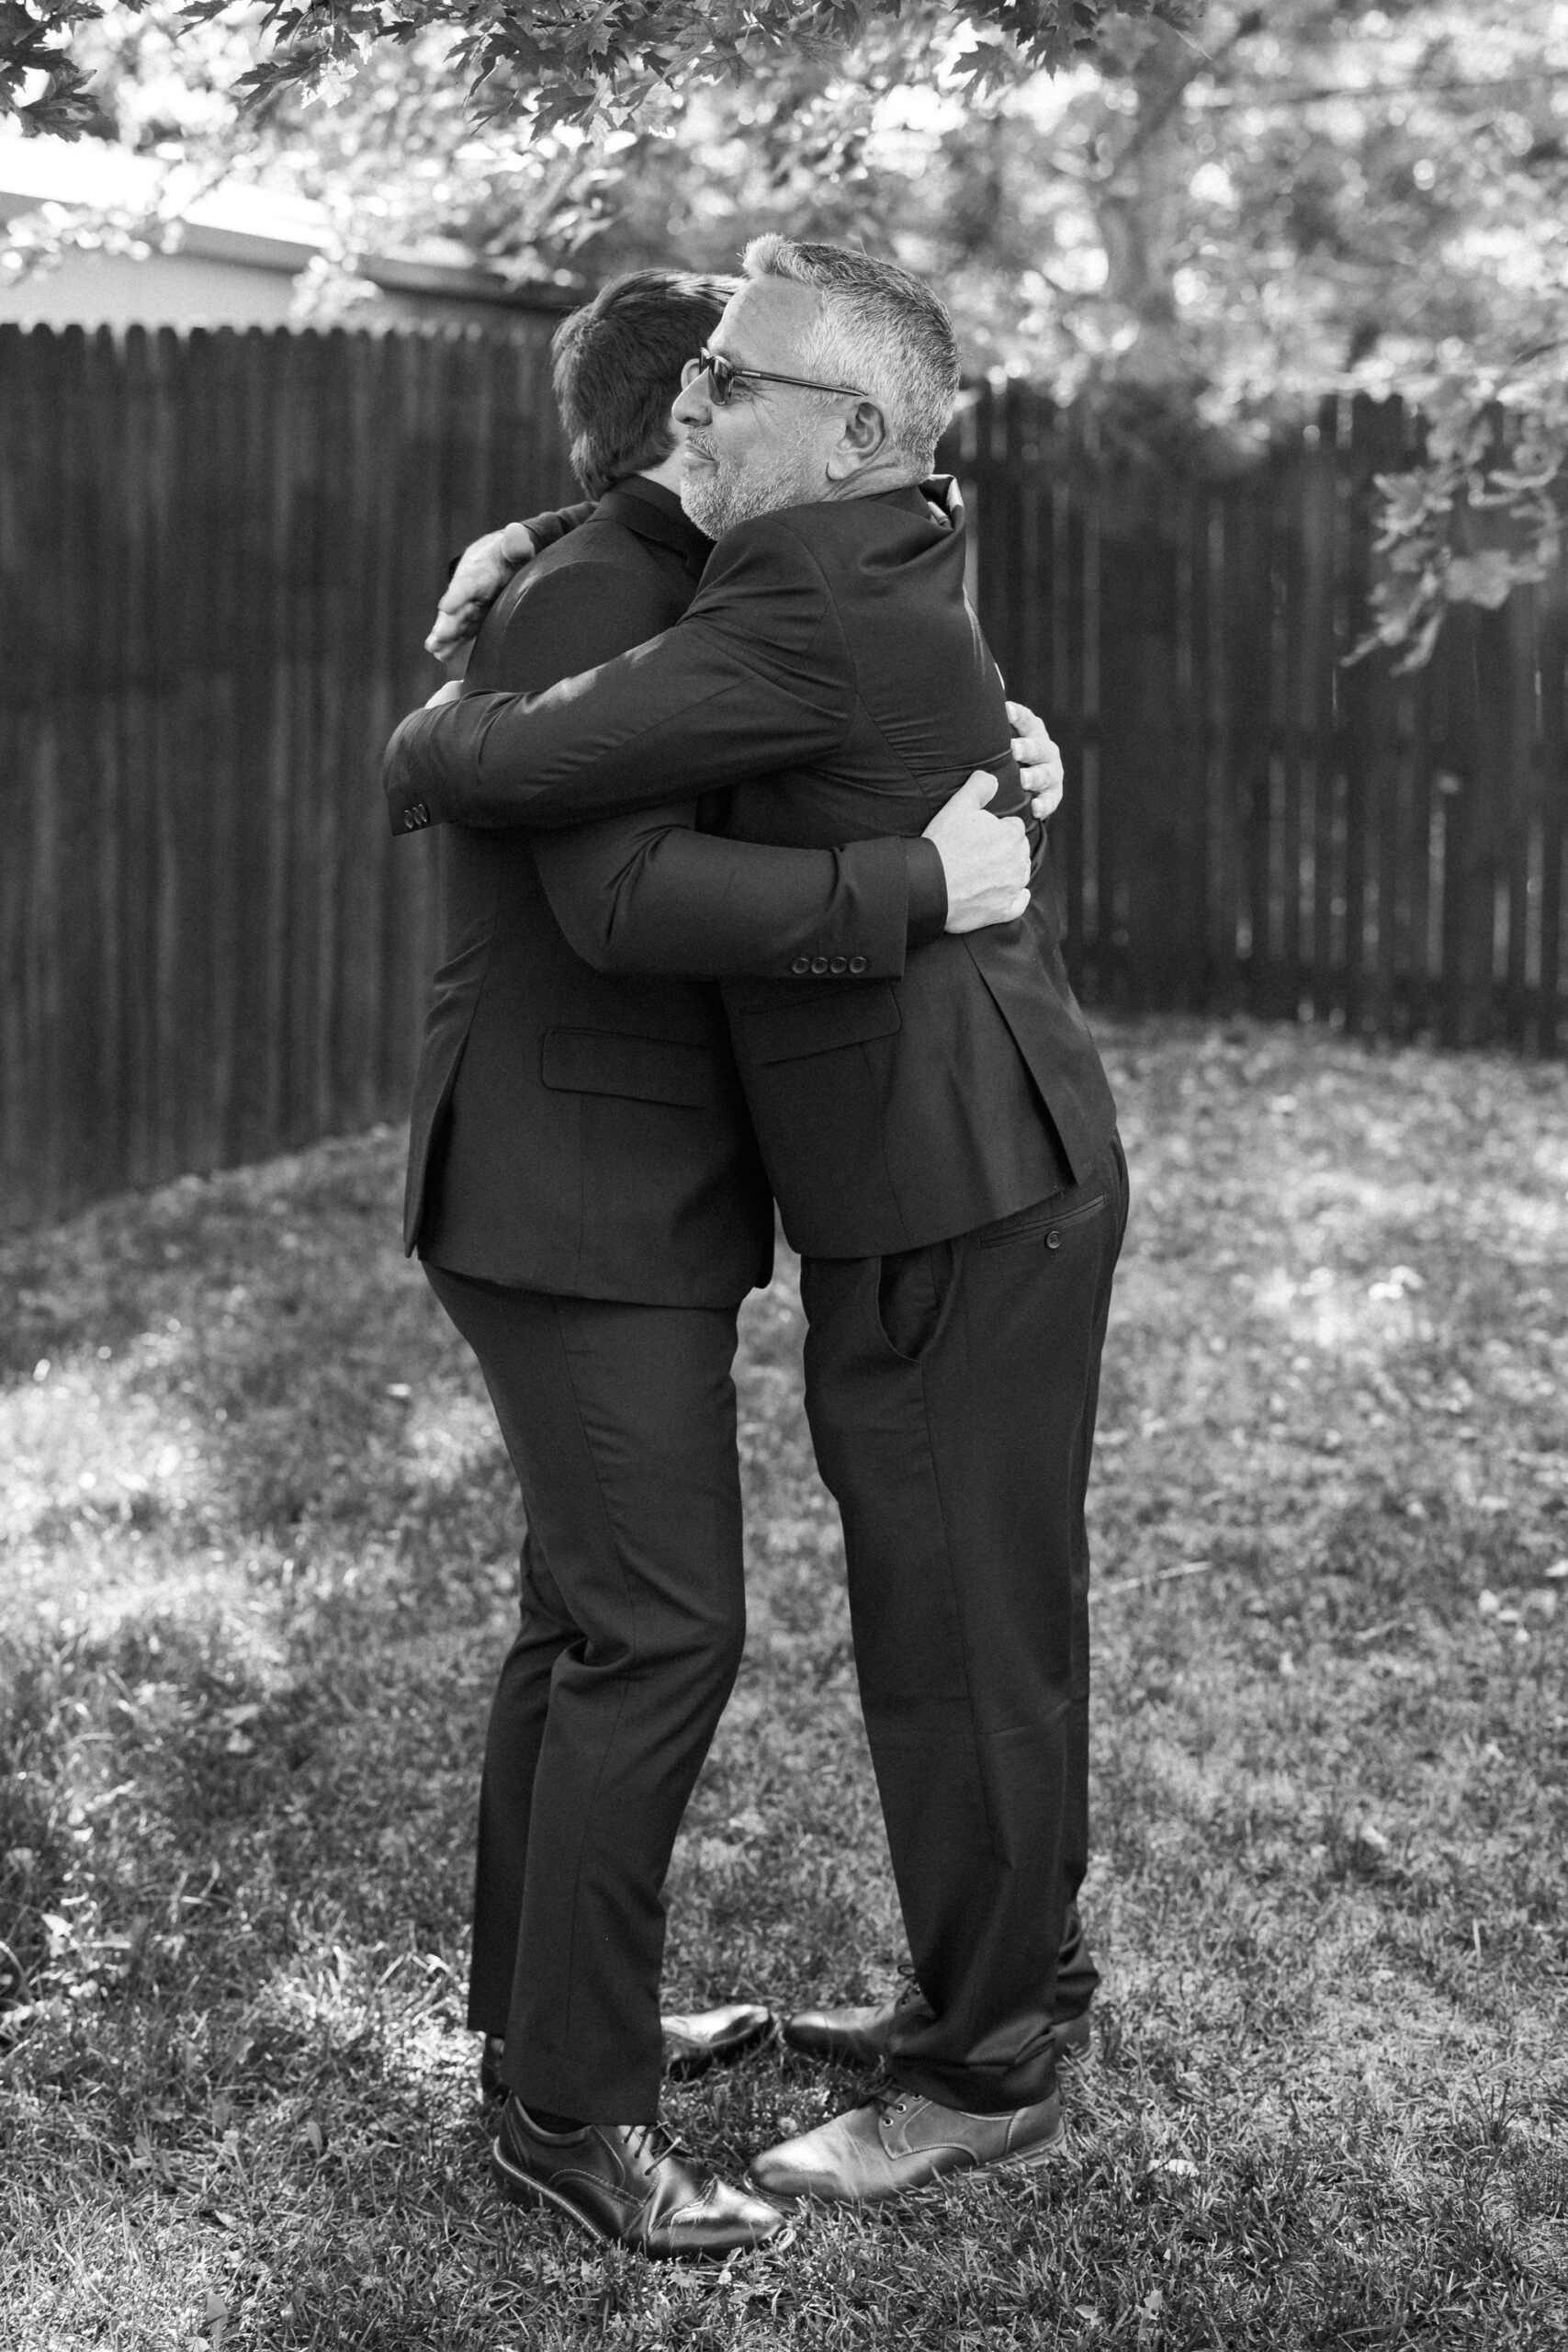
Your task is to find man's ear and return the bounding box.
[825,398,889,481]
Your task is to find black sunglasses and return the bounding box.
[683,345,868,407]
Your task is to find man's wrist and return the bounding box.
[903,836,948,948]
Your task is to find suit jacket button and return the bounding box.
[849,955,868,975]
[401,808,422,831]
[809,955,829,975]
[1046,1230,1062,1250]
[790,954,811,975]
[829,956,848,975]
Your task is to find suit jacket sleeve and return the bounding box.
[515,500,595,553]
[534,809,946,980]
[474,556,935,979]
[385,514,852,834]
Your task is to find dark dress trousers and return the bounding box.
[389,483,1122,2115]
[418,476,938,2122]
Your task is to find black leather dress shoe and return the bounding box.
[491,2096,784,2257]
[783,1994,1090,2068]
[662,2001,774,2079]
[480,2003,773,2103]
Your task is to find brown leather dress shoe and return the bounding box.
[749,2086,1063,2204]
[492,2097,784,2257]
[481,2003,773,2104]
[783,1994,1090,2068]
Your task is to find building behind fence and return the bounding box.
[2,332,1565,1236]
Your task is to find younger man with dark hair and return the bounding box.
[549,271,725,495]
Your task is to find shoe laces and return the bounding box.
[623,2120,685,2168]
[870,2086,923,2125]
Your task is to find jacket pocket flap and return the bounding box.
[540,1028,722,1108]
[741,984,902,1066]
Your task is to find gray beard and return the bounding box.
[681,436,819,538]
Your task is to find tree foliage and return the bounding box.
[3,0,1195,141]
[1,1,118,134]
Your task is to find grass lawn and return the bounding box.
[2,1013,1566,2350]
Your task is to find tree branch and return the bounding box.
[1103,6,1265,184]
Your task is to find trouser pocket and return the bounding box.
[876,1238,956,1362]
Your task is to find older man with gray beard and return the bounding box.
[387,237,1125,2211]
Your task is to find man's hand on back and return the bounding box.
[924,773,1032,933]
[1009,701,1065,820]
[425,522,537,673]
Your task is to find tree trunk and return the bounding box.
[1093,19,1196,386]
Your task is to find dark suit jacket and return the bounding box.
[389,483,1116,1260]
[410,477,935,1299]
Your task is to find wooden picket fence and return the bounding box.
[0,322,574,1234]
[2,334,1565,1236]
[954,382,1567,1054]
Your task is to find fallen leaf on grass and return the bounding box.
[1369,1265,1424,1300]
[40,1913,75,1956]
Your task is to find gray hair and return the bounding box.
[741,235,960,472]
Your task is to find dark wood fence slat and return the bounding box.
[1271,440,1304,1016]
[1404,599,1438,1044]
[1055,398,1091,992]
[1169,469,1210,1013]
[6,329,47,1224]
[1471,602,1517,1049]
[1538,590,1567,1057]
[1500,587,1538,1050]
[1303,397,1340,1024]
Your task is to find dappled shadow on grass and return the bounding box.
[3,1148,518,1584]
[3,1027,1568,2346]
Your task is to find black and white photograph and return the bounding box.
[2,3,1565,2345]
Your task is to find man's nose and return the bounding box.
[672,368,709,426]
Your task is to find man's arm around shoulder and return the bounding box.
[384,513,851,837]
